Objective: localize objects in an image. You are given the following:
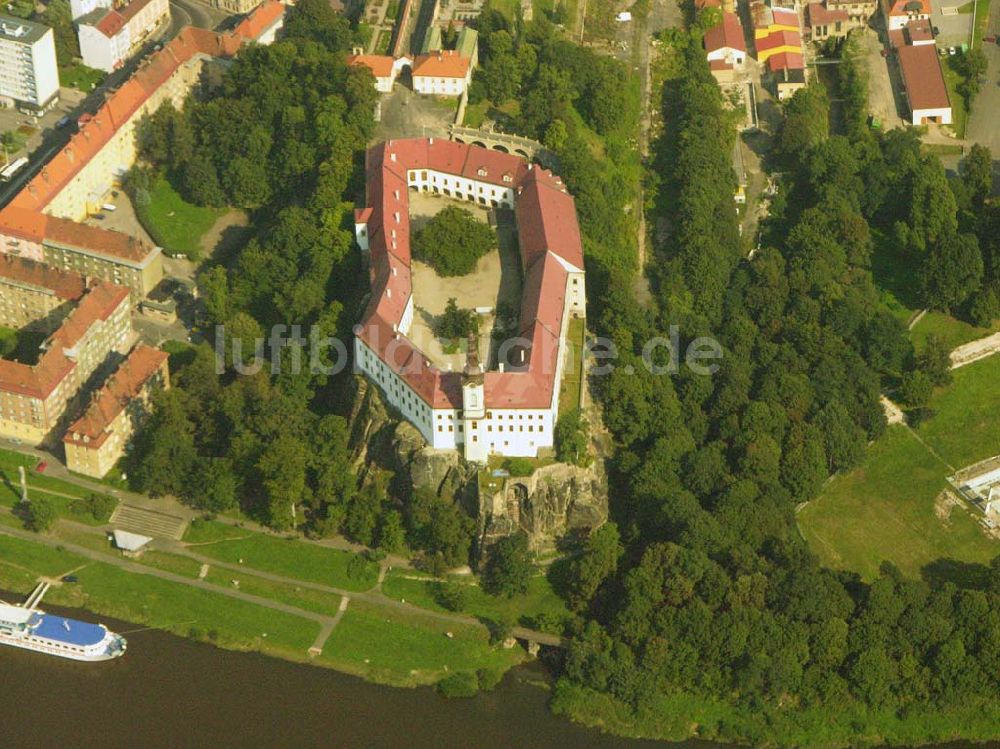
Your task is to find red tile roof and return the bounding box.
[898,43,950,111]
[704,12,746,53]
[63,344,168,449]
[768,51,806,71]
[347,54,396,78]
[356,139,584,411]
[412,50,470,79]
[0,255,86,301]
[756,29,803,51]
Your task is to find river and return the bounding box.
[0,598,675,749]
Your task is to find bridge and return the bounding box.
[448,126,554,166]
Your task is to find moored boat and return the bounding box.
[0,601,126,662]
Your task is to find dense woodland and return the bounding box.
[121,2,1000,740]
[552,33,1000,743]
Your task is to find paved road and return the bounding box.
[965,4,1000,165]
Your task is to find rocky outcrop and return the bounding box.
[478,461,608,556]
[346,376,608,556]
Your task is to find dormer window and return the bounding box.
[478,167,487,177]
[502,174,513,183]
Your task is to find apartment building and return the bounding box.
[0,15,59,112]
[64,344,168,477]
[0,278,131,445]
[0,255,87,332]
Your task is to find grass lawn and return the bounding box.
[941,61,969,139]
[798,356,1000,581]
[183,518,250,544]
[559,316,585,416]
[463,100,489,128]
[382,569,572,631]
[134,175,225,260]
[0,534,319,657]
[59,63,104,92]
[203,567,343,617]
[909,310,1000,353]
[188,525,379,592]
[319,599,523,686]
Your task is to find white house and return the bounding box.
[412,50,472,96]
[346,54,411,93]
[76,0,170,73]
[703,11,747,68]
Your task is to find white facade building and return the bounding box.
[0,15,59,111]
[76,0,170,73]
[354,139,586,463]
[412,50,473,96]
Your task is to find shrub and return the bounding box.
[25,496,57,532]
[437,298,479,340]
[432,579,468,611]
[503,458,535,477]
[477,667,504,691]
[482,533,532,598]
[70,492,118,522]
[437,672,479,698]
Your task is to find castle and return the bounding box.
[353,138,586,463]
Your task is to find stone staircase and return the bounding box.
[110,504,188,541]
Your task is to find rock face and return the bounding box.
[347,376,608,557]
[477,461,608,555]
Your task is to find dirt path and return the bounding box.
[950,331,1000,370]
[880,395,906,425]
[199,209,249,259]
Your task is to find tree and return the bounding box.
[915,333,952,388]
[255,435,308,530]
[41,0,80,67]
[183,457,237,512]
[377,510,406,553]
[567,523,623,611]
[555,408,589,466]
[437,298,479,340]
[899,369,933,409]
[24,496,56,532]
[131,389,198,496]
[413,206,495,276]
[920,232,983,311]
[960,144,992,206]
[482,532,532,597]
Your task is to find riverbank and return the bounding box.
[551,681,1000,748]
[0,527,526,689]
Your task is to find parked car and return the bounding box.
[948,46,957,55]
[985,34,997,43]
[35,461,47,473]
[933,26,940,36]
[62,575,78,583]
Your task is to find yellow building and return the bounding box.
[753,5,800,38]
[64,344,169,478]
[0,275,132,446]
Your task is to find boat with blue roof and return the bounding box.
[0,593,126,662]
